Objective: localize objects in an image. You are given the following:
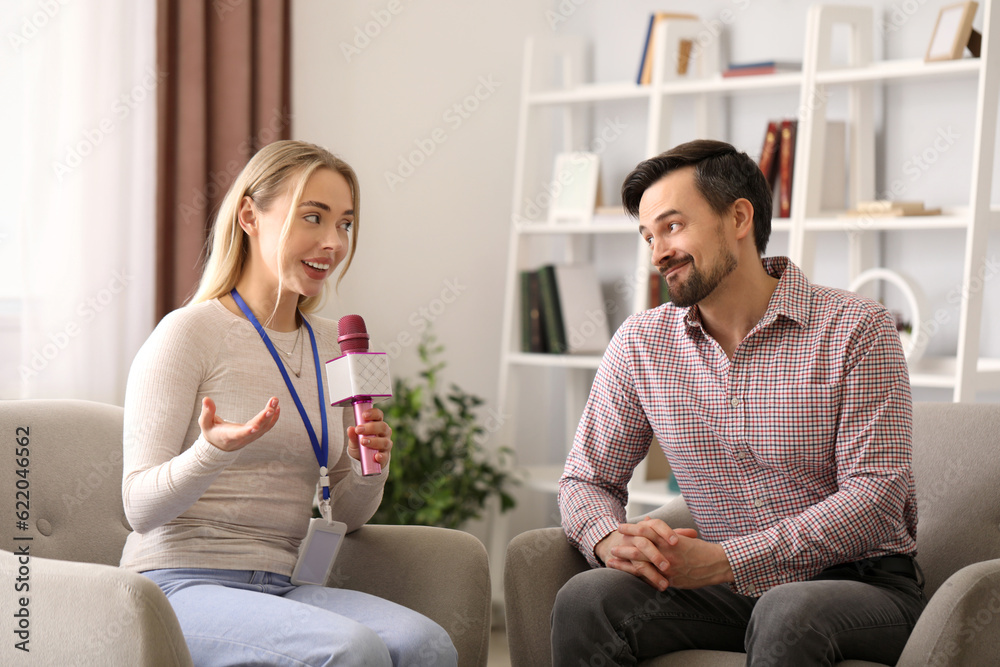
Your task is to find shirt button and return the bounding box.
[730,397,740,408]
[753,498,764,508]
[747,584,757,595]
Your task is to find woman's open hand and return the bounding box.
[199,396,280,452]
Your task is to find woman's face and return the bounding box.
[244,167,354,300]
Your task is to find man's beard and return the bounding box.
[660,247,737,308]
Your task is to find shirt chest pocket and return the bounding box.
[746,383,841,472]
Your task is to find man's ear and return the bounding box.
[237,196,258,236]
[731,198,754,242]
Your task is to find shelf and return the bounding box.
[814,57,982,85]
[507,352,603,369]
[660,71,803,94]
[528,82,650,105]
[516,219,637,235]
[909,356,1000,389]
[527,71,804,106]
[802,206,1000,232]
[804,210,974,232]
[522,464,680,508]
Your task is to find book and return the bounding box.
[519,271,547,353]
[821,120,847,212]
[648,272,671,309]
[552,264,611,354]
[722,60,800,77]
[536,265,566,354]
[636,13,698,85]
[725,60,801,71]
[758,120,780,192]
[535,264,611,354]
[778,119,797,217]
[855,200,931,214]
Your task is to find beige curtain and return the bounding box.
[155,0,291,319]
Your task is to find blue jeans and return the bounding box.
[143,568,457,667]
[551,557,927,666]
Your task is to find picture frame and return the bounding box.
[547,152,600,224]
[925,1,979,62]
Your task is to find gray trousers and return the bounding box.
[551,558,927,666]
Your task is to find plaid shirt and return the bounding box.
[559,257,917,597]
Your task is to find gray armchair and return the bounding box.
[505,402,1000,666]
[0,399,491,666]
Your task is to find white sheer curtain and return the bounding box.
[1,0,156,403]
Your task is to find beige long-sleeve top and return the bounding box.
[120,298,386,575]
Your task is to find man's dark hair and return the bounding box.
[621,139,772,254]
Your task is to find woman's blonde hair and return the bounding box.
[190,140,360,316]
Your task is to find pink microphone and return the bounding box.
[328,315,393,476]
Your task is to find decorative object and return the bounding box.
[925,2,980,62]
[547,152,600,224]
[370,333,518,529]
[848,268,929,363]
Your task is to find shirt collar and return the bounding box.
[682,256,811,335]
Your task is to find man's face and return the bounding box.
[638,167,738,309]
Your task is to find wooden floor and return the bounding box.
[487,628,511,667]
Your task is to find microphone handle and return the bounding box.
[352,398,382,476]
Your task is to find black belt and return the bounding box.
[869,555,918,581]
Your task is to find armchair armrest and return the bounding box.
[0,550,191,666]
[897,558,1000,667]
[333,524,490,667]
[504,527,590,667]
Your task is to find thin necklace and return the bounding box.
[274,320,305,378]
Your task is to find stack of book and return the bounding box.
[648,273,670,310]
[758,119,797,218]
[842,200,942,217]
[758,118,846,217]
[635,12,698,85]
[723,60,801,78]
[520,264,611,354]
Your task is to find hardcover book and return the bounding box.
[778,119,798,218]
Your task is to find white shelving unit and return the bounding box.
[489,2,1000,602]
[788,3,1000,401]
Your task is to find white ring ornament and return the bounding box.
[847,268,928,364]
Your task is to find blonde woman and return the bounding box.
[120,140,457,666]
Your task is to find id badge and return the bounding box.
[291,518,348,586]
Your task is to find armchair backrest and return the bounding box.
[1,399,130,566]
[911,401,1000,597]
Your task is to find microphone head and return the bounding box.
[337,314,370,353]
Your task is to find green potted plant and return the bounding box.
[370,333,517,529]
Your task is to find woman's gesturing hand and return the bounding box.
[199,396,280,452]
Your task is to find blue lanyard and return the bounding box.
[230,289,330,501]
